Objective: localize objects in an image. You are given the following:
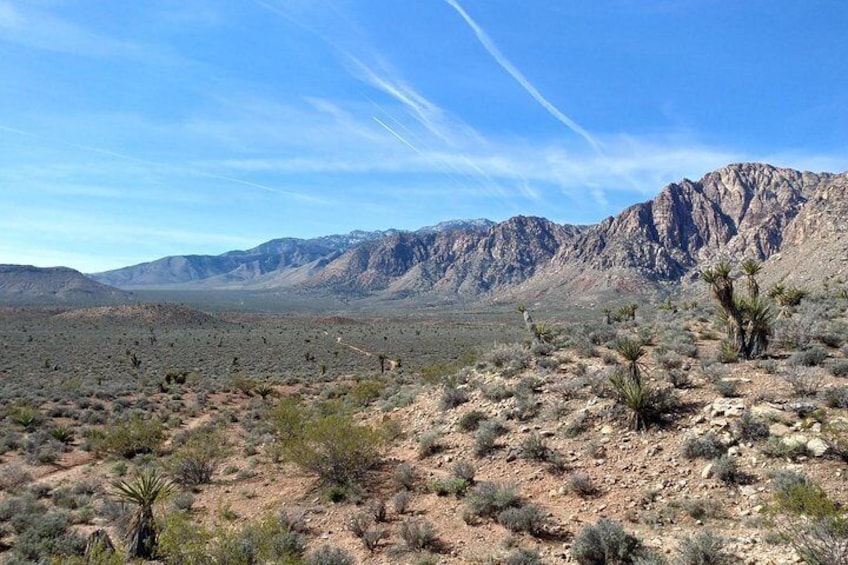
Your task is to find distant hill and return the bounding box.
[89,163,848,305]
[0,265,132,305]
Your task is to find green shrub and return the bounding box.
[571,518,642,564]
[681,432,726,460]
[392,462,417,491]
[439,385,469,410]
[716,341,739,364]
[505,548,543,565]
[735,410,770,442]
[497,504,547,535]
[762,436,807,459]
[823,386,848,409]
[398,518,440,552]
[768,471,848,564]
[458,410,488,432]
[772,478,838,519]
[712,455,742,485]
[160,511,307,565]
[89,415,165,459]
[9,405,42,431]
[429,477,470,497]
[790,348,828,367]
[676,531,731,564]
[169,425,230,486]
[465,482,522,520]
[271,400,383,489]
[306,546,356,565]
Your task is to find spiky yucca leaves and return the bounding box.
[740,258,762,298]
[770,285,809,308]
[614,337,646,385]
[738,296,773,358]
[111,468,174,559]
[608,370,676,431]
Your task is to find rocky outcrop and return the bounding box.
[555,163,838,280]
[305,216,582,297]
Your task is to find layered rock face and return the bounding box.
[555,163,838,279]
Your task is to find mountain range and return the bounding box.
[4,163,847,306]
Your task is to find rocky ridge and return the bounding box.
[84,163,848,303]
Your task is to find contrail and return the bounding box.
[372,116,425,155]
[444,0,601,153]
[0,124,324,203]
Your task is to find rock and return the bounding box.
[739,485,757,497]
[807,438,829,457]
[701,463,714,479]
[710,417,729,429]
[781,434,807,451]
[769,423,791,437]
[751,403,785,420]
[711,398,745,418]
[600,425,614,435]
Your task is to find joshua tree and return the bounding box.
[111,468,174,559]
[702,261,772,360]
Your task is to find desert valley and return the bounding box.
[2,164,848,564]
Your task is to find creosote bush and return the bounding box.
[168,424,230,486]
[88,415,165,459]
[269,399,383,491]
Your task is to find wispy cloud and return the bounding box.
[444,0,601,153]
[0,123,329,204]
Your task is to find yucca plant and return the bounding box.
[111,468,174,559]
[608,370,676,431]
[615,337,646,385]
[740,258,762,299]
[739,296,773,358]
[10,405,41,431]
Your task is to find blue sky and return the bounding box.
[1,0,846,273]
